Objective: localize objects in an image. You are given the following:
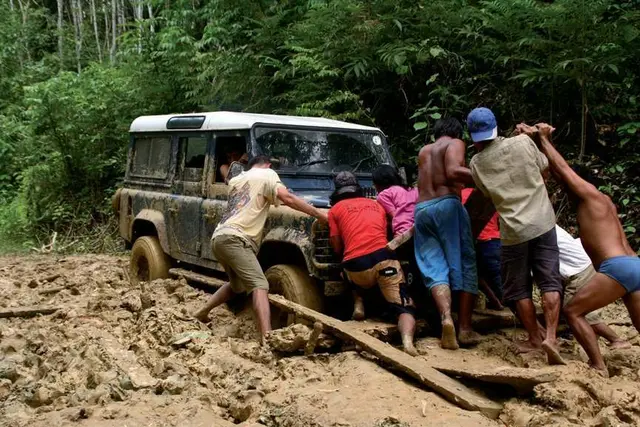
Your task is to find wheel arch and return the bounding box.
[259,227,316,276]
[130,209,170,254]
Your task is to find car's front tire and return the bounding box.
[129,236,171,285]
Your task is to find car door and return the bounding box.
[200,131,250,261]
[167,132,210,258]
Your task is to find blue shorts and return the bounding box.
[414,195,478,294]
[477,239,503,300]
[598,255,640,293]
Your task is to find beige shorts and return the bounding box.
[212,234,269,294]
[563,264,602,325]
[344,259,414,310]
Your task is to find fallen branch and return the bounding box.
[0,306,61,318]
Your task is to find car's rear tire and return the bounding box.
[130,236,171,285]
[265,264,323,328]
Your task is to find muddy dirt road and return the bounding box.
[1,255,640,427]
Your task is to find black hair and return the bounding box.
[433,117,463,140]
[329,188,364,206]
[372,165,406,190]
[248,155,271,168]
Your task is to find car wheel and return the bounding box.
[129,236,171,285]
[265,264,324,328]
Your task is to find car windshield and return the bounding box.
[254,127,391,174]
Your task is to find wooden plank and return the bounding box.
[432,364,559,395]
[268,294,502,419]
[169,268,227,288]
[91,327,159,389]
[0,306,60,318]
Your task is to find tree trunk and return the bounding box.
[103,1,110,59]
[89,0,102,62]
[147,3,154,33]
[16,0,32,63]
[57,0,64,66]
[9,0,15,11]
[110,0,116,63]
[70,0,83,73]
[132,0,143,52]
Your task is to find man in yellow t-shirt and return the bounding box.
[193,156,328,342]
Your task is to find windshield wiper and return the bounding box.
[351,155,375,173]
[297,159,329,170]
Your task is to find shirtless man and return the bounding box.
[414,117,481,349]
[529,123,639,372]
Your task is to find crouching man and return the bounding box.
[328,172,418,356]
[193,155,328,343]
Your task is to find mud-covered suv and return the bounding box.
[113,112,399,313]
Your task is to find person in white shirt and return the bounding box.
[556,225,630,349]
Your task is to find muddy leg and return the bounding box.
[513,298,543,353]
[565,273,626,372]
[431,284,458,350]
[252,289,271,344]
[352,291,365,320]
[398,313,418,356]
[591,323,631,349]
[541,291,566,365]
[458,291,482,346]
[193,283,235,322]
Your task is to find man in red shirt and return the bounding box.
[329,171,418,356]
[461,188,503,310]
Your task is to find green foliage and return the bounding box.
[0,0,638,250]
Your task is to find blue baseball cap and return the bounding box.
[467,107,498,142]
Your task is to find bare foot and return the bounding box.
[441,321,459,350]
[542,339,566,365]
[609,340,632,350]
[192,309,210,323]
[402,341,419,357]
[590,364,609,377]
[458,330,482,347]
[352,304,365,321]
[515,340,542,354]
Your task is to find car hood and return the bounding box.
[291,190,333,209]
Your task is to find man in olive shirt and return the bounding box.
[193,156,328,343]
[467,107,565,365]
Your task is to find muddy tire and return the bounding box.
[265,264,324,313]
[129,236,171,285]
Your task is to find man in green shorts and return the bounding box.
[193,155,328,343]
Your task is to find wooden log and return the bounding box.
[38,284,77,295]
[432,364,559,395]
[268,294,502,419]
[169,268,227,288]
[0,306,60,318]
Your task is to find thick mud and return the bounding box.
[1,255,639,427]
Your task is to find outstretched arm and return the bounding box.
[536,124,600,201]
[277,187,329,223]
[444,139,473,185]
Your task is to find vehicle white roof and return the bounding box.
[129,111,382,133]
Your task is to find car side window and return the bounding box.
[179,136,208,182]
[131,136,172,179]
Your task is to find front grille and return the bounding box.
[313,222,340,265]
[362,186,377,199]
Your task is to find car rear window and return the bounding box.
[131,136,172,179]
